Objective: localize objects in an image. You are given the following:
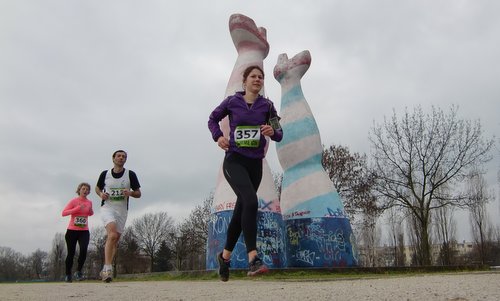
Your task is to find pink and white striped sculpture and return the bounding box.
[274,51,357,267]
[206,14,285,269]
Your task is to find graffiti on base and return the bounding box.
[283,210,311,219]
[285,217,357,267]
[325,207,345,218]
[210,212,229,236]
[287,222,345,263]
[257,211,286,267]
[295,249,316,265]
[206,210,286,269]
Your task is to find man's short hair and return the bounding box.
[112,150,127,158]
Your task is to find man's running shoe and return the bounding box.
[64,275,72,283]
[100,270,112,283]
[74,271,85,281]
[217,252,230,282]
[247,257,269,276]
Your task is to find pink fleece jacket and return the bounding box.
[62,197,94,231]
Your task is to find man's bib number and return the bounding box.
[74,216,87,228]
[234,126,260,148]
[109,187,126,201]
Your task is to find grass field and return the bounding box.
[115,264,492,282]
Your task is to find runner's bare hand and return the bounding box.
[261,124,274,137]
[217,136,229,151]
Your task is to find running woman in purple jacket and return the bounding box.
[208,65,283,281]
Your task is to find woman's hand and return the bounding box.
[260,124,274,137]
[217,136,229,151]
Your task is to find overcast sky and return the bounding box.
[1,0,499,255]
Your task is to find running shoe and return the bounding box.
[100,270,112,283]
[64,275,72,283]
[247,257,269,276]
[217,252,230,282]
[74,271,85,281]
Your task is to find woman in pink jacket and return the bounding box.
[61,182,94,282]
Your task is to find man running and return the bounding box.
[95,150,141,282]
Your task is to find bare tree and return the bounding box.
[0,246,26,281]
[86,226,106,278]
[466,170,494,264]
[322,144,382,265]
[369,105,494,265]
[358,213,382,267]
[171,226,189,270]
[131,212,175,272]
[117,228,147,274]
[28,249,48,279]
[433,205,457,265]
[405,209,424,266]
[174,194,213,270]
[387,207,406,266]
[431,179,458,266]
[48,232,66,280]
[322,144,380,222]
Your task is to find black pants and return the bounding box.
[223,152,262,254]
[65,229,90,276]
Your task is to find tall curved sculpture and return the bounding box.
[274,51,358,267]
[206,14,286,270]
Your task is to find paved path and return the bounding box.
[1,271,499,300]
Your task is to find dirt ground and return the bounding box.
[1,271,499,301]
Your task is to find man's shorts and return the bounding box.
[101,206,128,233]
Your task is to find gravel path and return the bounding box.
[1,271,499,300]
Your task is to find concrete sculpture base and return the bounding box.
[285,217,357,267]
[207,209,286,269]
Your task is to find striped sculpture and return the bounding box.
[274,50,358,267]
[206,14,286,270]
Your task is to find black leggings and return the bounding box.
[65,229,90,276]
[223,152,262,254]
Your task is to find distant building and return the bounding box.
[357,240,476,267]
